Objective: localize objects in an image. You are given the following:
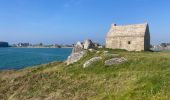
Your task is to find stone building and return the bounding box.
[106,23,150,51]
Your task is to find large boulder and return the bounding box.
[66,39,101,65]
[72,41,84,53]
[66,41,86,65]
[105,57,127,66]
[84,39,95,49]
[67,51,86,65]
[83,57,102,68]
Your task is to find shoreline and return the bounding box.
[0,60,66,71]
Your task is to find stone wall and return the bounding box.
[106,36,145,51]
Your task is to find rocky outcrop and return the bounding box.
[73,39,100,50]
[105,57,127,66]
[72,41,84,53]
[84,40,95,49]
[66,39,101,65]
[83,57,102,68]
[67,51,86,65]
[66,41,86,65]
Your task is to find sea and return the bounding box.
[0,48,72,70]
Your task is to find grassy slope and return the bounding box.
[0,49,170,100]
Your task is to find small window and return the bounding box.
[128,41,131,44]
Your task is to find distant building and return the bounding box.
[106,23,150,51]
[160,43,170,47]
[0,42,9,47]
[151,43,170,51]
[17,43,30,47]
[53,44,61,48]
[39,43,43,46]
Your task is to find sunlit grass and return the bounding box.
[0,49,170,100]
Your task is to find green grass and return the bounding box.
[0,49,170,100]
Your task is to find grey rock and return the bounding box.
[104,51,109,54]
[67,51,86,65]
[98,45,104,48]
[94,43,100,48]
[66,39,101,65]
[83,57,102,68]
[88,49,96,52]
[84,39,95,49]
[96,51,100,54]
[105,57,127,66]
[72,41,84,53]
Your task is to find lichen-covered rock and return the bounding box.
[83,57,102,68]
[105,57,127,66]
[67,51,86,65]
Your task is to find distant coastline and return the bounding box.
[0,41,9,47]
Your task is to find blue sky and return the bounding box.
[0,0,169,44]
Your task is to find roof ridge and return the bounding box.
[112,22,148,27]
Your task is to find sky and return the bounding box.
[0,0,170,45]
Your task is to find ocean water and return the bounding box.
[0,48,72,70]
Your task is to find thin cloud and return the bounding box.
[63,0,83,8]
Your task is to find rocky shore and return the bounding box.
[66,39,127,67]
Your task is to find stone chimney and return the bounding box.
[112,23,117,26]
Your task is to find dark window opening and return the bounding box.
[128,41,131,44]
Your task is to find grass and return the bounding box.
[0,49,170,100]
